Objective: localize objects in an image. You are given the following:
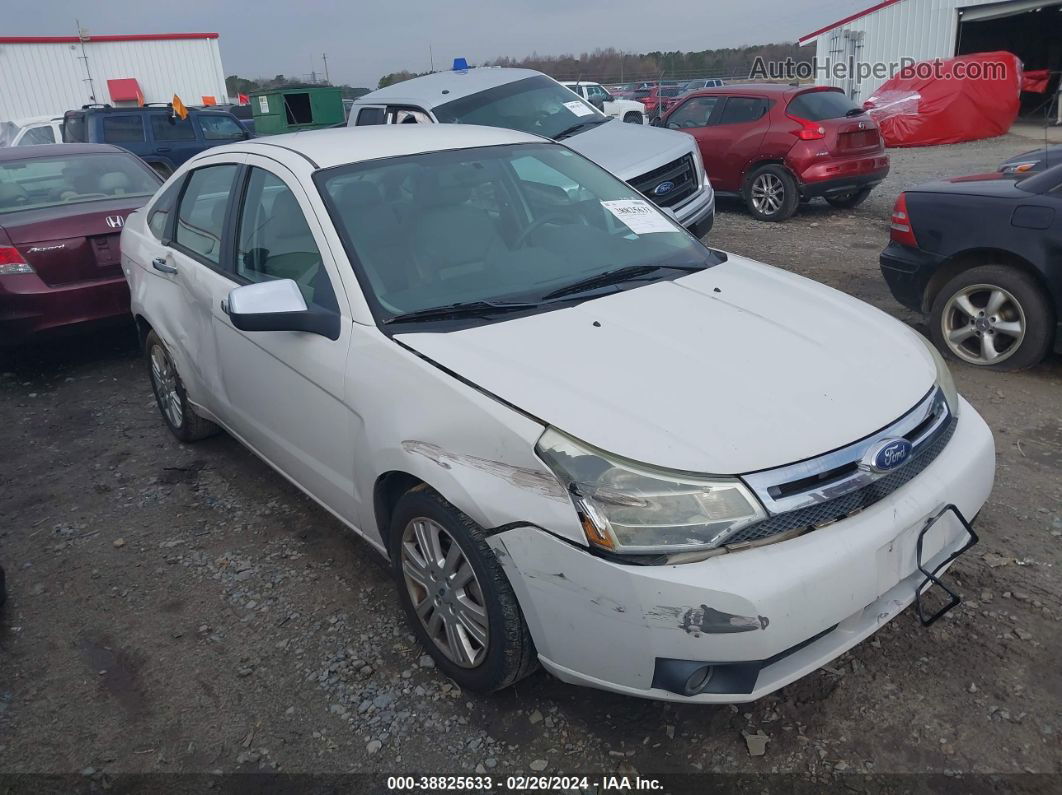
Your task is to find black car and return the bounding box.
[999,144,1062,176]
[880,164,1062,371]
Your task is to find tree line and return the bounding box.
[377,42,806,88]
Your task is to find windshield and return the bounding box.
[317,143,719,324]
[433,76,609,140]
[0,152,161,212]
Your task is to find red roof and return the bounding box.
[800,0,904,43]
[0,33,218,44]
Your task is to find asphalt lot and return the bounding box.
[1,129,1060,783]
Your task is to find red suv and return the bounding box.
[659,84,889,221]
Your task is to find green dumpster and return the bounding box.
[250,86,344,135]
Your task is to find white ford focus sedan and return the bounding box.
[121,126,995,702]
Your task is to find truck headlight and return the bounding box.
[536,428,766,554]
[915,333,960,418]
[690,143,707,187]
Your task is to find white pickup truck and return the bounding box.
[561,81,646,125]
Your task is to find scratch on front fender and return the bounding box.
[401,440,567,501]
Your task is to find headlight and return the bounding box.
[690,143,707,187]
[536,428,766,555]
[1000,161,1037,175]
[915,332,960,417]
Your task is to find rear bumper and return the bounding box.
[490,399,994,702]
[798,155,890,198]
[879,242,945,313]
[0,272,130,346]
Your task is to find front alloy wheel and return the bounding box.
[400,516,490,667]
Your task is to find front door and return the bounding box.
[675,96,769,192]
[211,157,358,519]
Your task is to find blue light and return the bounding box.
[452,57,469,72]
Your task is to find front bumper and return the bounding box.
[489,399,994,702]
[672,181,715,232]
[0,272,131,347]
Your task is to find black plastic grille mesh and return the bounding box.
[631,154,696,208]
[726,417,958,546]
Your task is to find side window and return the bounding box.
[235,167,337,311]
[17,126,56,145]
[150,114,196,141]
[147,179,184,240]
[199,115,246,141]
[102,115,146,143]
[174,165,238,265]
[667,97,720,129]
[388,107,432,125]
[588,85,608,101]
[718,97,768,125]
[356,107,385,126]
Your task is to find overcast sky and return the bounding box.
[8,0,868,87]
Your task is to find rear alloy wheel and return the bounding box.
[389,487,537,692]
[826,187,872,209]
[145,330,219,442]
[745,165,799,221]
[623,111,644,124]
[929,266,1053,371]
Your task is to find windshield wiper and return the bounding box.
[383,299,540,325]
[554,117,610,140]
[540,264,707,301]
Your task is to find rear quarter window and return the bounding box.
[787,91,862,121]
[102,115,147,143]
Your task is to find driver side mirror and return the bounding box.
[650,116,665,127]
[224,279,340,340]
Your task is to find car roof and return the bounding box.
[0,142,126,162]
[9,115,63,126]
[218,124,545,170]
[685,83,838,98]
[354,68,547,110]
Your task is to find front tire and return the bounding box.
[929,265,1053,371]
[826,187,872,209]
[145,330,219,442]
[744,165,799,221]
[623,111,644,124]
[389,487,537,692]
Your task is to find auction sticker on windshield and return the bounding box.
[601,199,674,234]
[563,100,594,117]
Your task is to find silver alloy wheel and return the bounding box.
[149,342,183,428]
[940,283,1026,365]
[400,517,489,668]
[751,173,785,215]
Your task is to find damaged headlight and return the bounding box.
[536,428,766,555]
[915,333,960,418]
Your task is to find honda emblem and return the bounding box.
[105,215,124,229]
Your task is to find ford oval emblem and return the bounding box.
[653,180,675,196]
[862,438,914,474]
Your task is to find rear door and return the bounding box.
[678,96,769,191]
[99,113,149,159]
[148,113,200,171]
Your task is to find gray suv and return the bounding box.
[350,68,715,237]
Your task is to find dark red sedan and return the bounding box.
[659,84,890,221]
[0,143,161,345]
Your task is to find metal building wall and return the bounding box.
[0,36,228,122]
[805,0,1019,100]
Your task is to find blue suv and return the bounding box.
[62,104,250,176]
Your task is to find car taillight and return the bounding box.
[889,193,918,248]
[786,114,826,140]
[0,246,34,275]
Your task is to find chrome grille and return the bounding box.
[630,154,697,208]
[725,416,956,546]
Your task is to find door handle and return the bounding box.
[152,257,178,274]
[156,147,172,153]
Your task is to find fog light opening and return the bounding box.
[683,665,714,695]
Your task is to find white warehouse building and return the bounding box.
[800,0,1062,103]
[0,32,229,122]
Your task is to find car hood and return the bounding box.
[396,254,938,475]
[562,120,694,180]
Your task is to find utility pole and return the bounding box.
[429,43,434,73]
[75,19,97,102]
[322,53,330,84]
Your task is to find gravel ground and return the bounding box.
[1,130,1060,785]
